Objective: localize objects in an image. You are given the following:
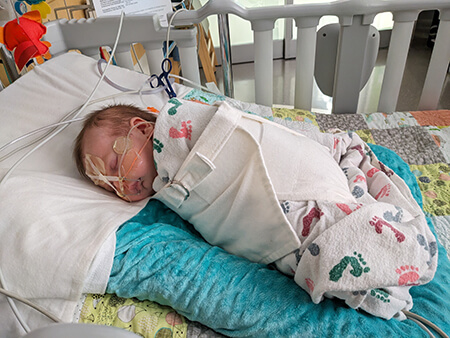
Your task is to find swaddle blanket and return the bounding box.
[149,98,437,320]
[277,128,438,319]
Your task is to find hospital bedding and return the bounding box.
[0,52,449,337]
[78,91,450,337]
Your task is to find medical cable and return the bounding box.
[408,317,435,338]
[0,1,37,331]
[131,44,145,73]
[169,73,214,93]
[0,11,126,334]
[139,79,153,108]
[138,75,175,109]
[165,8,188,58]
[96,58,167,95]
[0,92,130,160]
[129,7,212,96]
[137,72,218,108]
[0,287,62,324]
[0,90,149,163]
[1,50,168,168]
[163,8,216,95]
[0,11,125,186]
[0,117,83,162]
[0,273,30,332]
[403,310,449,338]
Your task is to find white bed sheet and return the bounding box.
[0,52,191,336]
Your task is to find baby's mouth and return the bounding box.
[135,179,143,194]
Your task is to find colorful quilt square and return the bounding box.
[315,113,368,132]
[426,126,450,163]
[79,294,189,336]
[371,127,446,165]
[227,98,274,117]
[183,89,225,105]
[272,108,318,124]
[363,112,419,129]
[272,108,320,132]
[410,163,450,216]
[272,117,321,133]
[355,129,375,144]
[410,110,450,127]
[429,215,450,260]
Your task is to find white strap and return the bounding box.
[155,102,242,208]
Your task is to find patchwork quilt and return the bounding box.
[77,90,450,337]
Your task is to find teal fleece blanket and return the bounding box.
[107,144,450,337]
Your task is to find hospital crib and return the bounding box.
[44,0,450,114]
[2,1,450,336]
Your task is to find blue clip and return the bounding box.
[149,58,177,98]
[14,1,27,15]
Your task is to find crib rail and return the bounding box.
[173,0,450,113]
[43,15,201,85]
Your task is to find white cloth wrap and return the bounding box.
[152,99,355,264]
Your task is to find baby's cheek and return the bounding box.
[95,180,115,193]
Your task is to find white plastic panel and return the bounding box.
[332,16,372,113]
[254,29,274,107]
[294,22,317,110]
[114,49,134,70]
[378,13,418,113]
[178,46,202,85]
[418,11,450,110]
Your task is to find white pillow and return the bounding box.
[0,52,191,328]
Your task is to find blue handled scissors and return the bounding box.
[149,58,177,98]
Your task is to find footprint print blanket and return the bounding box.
[278,128,438,319]
[149,98,437,320]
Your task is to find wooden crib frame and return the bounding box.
[43,0,450,114]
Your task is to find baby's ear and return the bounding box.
[130,117,154,136]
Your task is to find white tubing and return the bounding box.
[294,25,317,110]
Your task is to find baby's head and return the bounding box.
[74,104,157,202]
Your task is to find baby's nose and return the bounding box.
[119,179,139,193]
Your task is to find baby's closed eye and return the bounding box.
[110,156,118,173]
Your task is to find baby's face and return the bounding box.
[82,120,157,202]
